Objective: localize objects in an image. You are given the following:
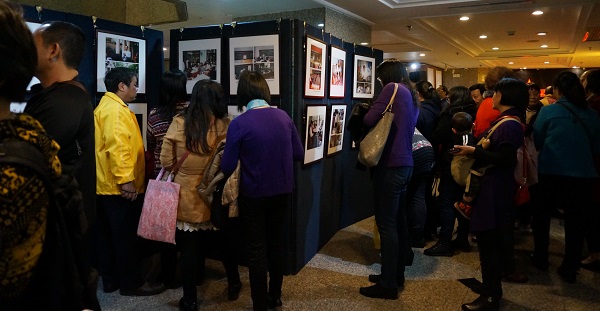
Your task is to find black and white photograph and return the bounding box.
[329,46,346,98]
[97,31,146,93]
[304,36,327,98]
[229,35,279,95]
[179,38,220,94]
[304,105,327,165]
[327,105,346,156]
[353,55,375,98]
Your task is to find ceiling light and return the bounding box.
[544,61,550,64]
[537,32,547,36]
[459,16,469,21]
[532,10,543,15]
[411,63,419,69]
[419,53,425,57]
[163,48,167,51]
[540,44,548,48]
[573,66,579,68]
[523,67,527,69]
[492,47,499,50]
[509,62,514,65]
[360,42,368,46]
[317,23,324,27]
[479,35,487,39]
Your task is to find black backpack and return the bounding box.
[0,140,97,310]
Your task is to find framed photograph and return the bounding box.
[128,103,148,150]
[26,22,42,91]
[329,46,346,98]
[304,105,327,165]
[229,34,279,95]
[353,55,375,98]
[96,31,146,93]
[304,36,327,98]
[179,38,221,94]
[327,105,346,156]
[227,105,247,120]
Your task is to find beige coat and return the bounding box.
[160,115,229,223]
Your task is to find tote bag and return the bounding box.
[137,168,180,244]
[358,83,398,167]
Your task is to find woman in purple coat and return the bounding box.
[359,59,419,300]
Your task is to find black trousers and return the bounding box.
[477,227,503,299]
[94,195,143,290]
[238,194,289,311]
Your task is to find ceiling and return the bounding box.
[153,0,600,70]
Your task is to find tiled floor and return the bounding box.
[97,217,600,310]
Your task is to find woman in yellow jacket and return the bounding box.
[161,79,240,311]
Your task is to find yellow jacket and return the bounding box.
[94,92,145,194]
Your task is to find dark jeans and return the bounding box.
[176,229,207,300]
[438,170,463,242]
[371,165,412,289]
[477,227,503,299]
[407,171,430,233]
[533,175,591,272]
[94,195,143,290]
[238,194,289,311]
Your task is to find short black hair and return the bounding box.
[376,59,410,86]
[38,21,85,69]
[236,71,271,111]
[494,77,528,111]
[527,82,540,92]
[0,1,36,102]
[469,83,485,95]
[451,111,473,134]
[104,67,137,93]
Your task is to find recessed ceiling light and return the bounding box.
[573,66,579,68]
[532,10,543,15]
[460,16,470,21]
[540,44,548,48]
[479,35,487,39]
[419,53,426,57]
[360,42,368,46]
[523,67,527,69]
[537,32,547,36]
[317,23,324,27]
[163,47,167,51]
[544,61,550,64]
[492,47,499,50]
[509,62,514,64]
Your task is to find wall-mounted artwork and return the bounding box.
[327,105,346,156]
[227,105,247,120]
[128,103,148,150]
[304,105,327,165]
[329,46,346,98]
[179,38,220,94]
[229,34,279,95]
[26,22,42,91]
[97,31,146,93]
[304,36,327,98]
[353,55,375,98]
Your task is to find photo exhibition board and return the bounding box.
[329,46,346,98]
[304,105,327,165]
[97,31,147,93]
[128,103,148,150]
[26,22,42,90]
[229,34,279,95]
[178,38,221,94]
[304,36,327,98]
[353,55,375,99]
[327,105,346,156]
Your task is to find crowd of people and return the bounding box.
[1,1,599,311]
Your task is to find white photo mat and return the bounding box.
[327,105,346,156]
[26,22,42,91]
[304,105,327,165]
[329,46,346,98]
[96,31,146,93]
[353,55,375,98]
[229,34,279,95]
[179,38,221,94]
[304,37,327,98]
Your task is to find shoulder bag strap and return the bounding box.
[171,150,190,175]
[479,116,521,144]
[382,83,399,115]
[557,102,592,142]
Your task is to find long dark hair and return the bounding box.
[184,80,227,154]
[157,69,187,119]
[447,86,476,115]
[553,71,587,107]
[375,59,418,106]
[415,80,442,109]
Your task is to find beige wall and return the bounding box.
[441,68,489,89]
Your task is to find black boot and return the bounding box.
[227,281,242,301]
[368,274,405,287]
[359,283,398,300]
[424,240,453,257]
[461,295,500,311]
[179,296,198,311]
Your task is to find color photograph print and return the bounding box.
[329,46,346,98]
[229,34,279,95]
[353,55,375,98]
[304,36,327,98]
[97,31,146,93]
[304,105,327,165]
[327,105,346,156]
[26,22,42,91]
[179,38,221,94]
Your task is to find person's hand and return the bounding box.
[480,138,491,149]
[452,145,475,156]
[119,182,138,201]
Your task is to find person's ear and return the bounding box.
[118,81,127,93]
[48,42,60,62]
[451,128,457,134]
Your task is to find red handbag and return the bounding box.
[514,142,530,206]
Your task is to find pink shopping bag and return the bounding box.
[137,168,179,244]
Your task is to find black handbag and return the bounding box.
[210,178,229,229]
